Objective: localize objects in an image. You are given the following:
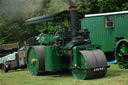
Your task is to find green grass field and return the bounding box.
[0,64,128,85]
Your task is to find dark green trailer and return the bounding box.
[81,11,128,60]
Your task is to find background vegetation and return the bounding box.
[0,0,128,45]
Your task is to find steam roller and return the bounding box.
[115,39,128,69]
[24,6,108,80]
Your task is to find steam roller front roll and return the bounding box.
[72,50,107,80]
[27,45,45,75]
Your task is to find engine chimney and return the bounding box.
[66,6,91,50]
[69,6,78,40]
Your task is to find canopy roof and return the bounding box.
[25,10,84,25]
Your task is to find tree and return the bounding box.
[0,0,128,45]
[77,0,128,14]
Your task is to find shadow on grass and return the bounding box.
[0,69,27,75]
[38,70,72,77]
[7,69,27,73]
[38,69,122,79]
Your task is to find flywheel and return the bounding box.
[115,39,128,69]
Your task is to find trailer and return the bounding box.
[81,11,128,61]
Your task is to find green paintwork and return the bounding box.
[27,47,39,75]
[81,14,128,52]
[44,46,70,71]
[72,46,87,80]
[124,33,128,39]
[45,46,60,71]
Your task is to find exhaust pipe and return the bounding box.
[69,6,78,40]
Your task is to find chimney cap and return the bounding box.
[69,6,77,10]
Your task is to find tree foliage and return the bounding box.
[77,0,128,14]
[0,0,128,45]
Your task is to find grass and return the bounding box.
[0,64,128,85]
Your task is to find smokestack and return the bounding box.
[69,6,78,39]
